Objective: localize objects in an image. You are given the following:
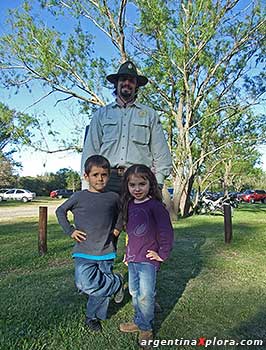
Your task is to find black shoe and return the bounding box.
[114,273,125,304]
[155,301,163,313]
[85,318,102,332]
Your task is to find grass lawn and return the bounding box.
[1,204,266,350]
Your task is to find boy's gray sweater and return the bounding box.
[56,190,121,256]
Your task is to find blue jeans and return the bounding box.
[128,262,157,331]
[74,258,120,320]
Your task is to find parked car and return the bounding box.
[228,191,239,199]
[240,189,266,203]
[0,188,36,202]
[50,189,74,199]
[0,188,10,194]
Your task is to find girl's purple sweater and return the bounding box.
[125,198,174,269]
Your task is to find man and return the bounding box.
[81,60,172,193]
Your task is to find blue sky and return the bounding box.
[0,0,265,176]
[0,0,116,176]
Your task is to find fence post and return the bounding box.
[223,203,232,244]
[38,206,48,256]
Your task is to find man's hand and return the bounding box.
[113,228,120,237]
[123,254,128,266]
[71,230,87,242]
[146,250,163,262]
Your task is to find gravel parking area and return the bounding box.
[0,202,59,221]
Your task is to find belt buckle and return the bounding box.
[117,167,125,176]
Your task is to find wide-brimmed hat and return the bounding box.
[106,61,148,87]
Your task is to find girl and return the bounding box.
[119,164,174,347]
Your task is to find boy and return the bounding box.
[56,155,124,333]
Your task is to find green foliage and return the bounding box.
[134,0,265,212]
[0,103,36,152]
[65,169,81,191]
[0,2,108,103]
[0,103,36,187]
[0,153,18,188]
[18,169,81,195]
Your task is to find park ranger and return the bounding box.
[81,60,172,193]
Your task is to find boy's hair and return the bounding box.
[121,164,162,225]
[84,155,111,175]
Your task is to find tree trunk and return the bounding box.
[180,174,195,217]
[162,186,177,222]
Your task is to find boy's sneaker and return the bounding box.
[119,322,140,333]
[85,318,102,332]
[155,301,163,313]
[138,330,153,349]
[114,273,125,304]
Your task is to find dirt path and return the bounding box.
[0,202,60,221]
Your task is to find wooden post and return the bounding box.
[38,206,48,256]
[224,203,232,244]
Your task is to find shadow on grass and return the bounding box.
[154,227,206,333]
[0,220,71,272]
[0,267,84,349]
[1,219,130,350]
[151,209,266,335]
[237,203,266,213]
[231,309,266,348]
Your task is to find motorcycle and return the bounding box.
[196,193,235,215]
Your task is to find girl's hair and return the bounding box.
[84,155,110,175]
[121,164,162,225]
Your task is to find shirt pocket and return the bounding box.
[132,120,150,145]
[102,121,118,142]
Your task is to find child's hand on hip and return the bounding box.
[146,250,163,262]
[71,230,87,242]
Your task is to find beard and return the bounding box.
[119,85,135,99]
[121,91,132,98]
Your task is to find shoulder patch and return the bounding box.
[139,110,147,117]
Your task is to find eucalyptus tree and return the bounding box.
[0,154,18,188]
[0,102,35,152]
[133,0,265,215]
[0,1,128,107]
[0,0,130,154]
[195,108,265,191]
[196,146,261,197]
[0,102,35,186]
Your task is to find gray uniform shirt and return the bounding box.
[81,101,172,185]
[56,190,120,256]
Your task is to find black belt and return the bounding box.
[111,167,126,176]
